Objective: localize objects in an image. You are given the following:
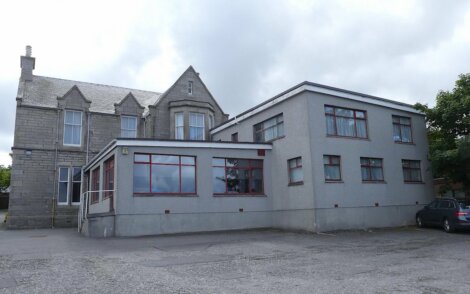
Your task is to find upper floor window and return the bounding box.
[360,157,384,182]
[189,112,205,140]
[133,154,196,194]
[64,110,82,146]
[325,106,367,138]
[323,155,341,181]
[392,116,412,143]
[58,166,82,205]
[121,116,137,138]
[231,132,239,142]
[402,159,422,183]
[253,114,284,142]
[175,112,184,140]
[212,158,263,195]
[288,157,303,185]
[208,114,214,129]
[188,81,193,95]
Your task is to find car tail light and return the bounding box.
[454,211,468,217]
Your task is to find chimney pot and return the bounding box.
[26,45,32,57]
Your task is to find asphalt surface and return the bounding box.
[0,226,469,293]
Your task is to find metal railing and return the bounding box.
[78,190,115,233]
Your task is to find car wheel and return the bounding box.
[416,216,423,228]
[443,218,454,233]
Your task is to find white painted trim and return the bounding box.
[84,139,271,171]
[116,139,272,150]
[210,84,422,134]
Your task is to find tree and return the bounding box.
[0,165,11,192]
[415,73,470,192]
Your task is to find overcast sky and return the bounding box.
[0,0,469,166]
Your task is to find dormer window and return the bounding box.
[121,116,137,138]
[188,81,193,95]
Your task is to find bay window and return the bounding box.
[189,112,204,140]
[175,112,184,140]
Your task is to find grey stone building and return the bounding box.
[10,47,434,236]
[8,47,227,229]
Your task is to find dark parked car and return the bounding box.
[416,198,470,233]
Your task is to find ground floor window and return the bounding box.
[323,155,341,181]
[103,157,114,199]
[133,154,196,194]
[288,157,303,185]
[402,159,422,182]
[212,158,263,195]
[360,157,384,182]
[91,167,100,203]
[58,167,82,205]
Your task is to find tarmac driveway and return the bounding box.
[0,227,469,293]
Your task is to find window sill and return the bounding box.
[134,193,198,197]
[394,141,415,145]
[404,181,425,184]
[256,135,285,144]
[288,181,304,186]
[326,135,370,141]
[213,194,267,197]
[362,180,386,184]
[325,180,343,183]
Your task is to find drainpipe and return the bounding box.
[143,117,146,138]
[52,108,60,228]
[86,112,91,164]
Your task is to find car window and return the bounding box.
[427,200,438,208]
[458,201,470,209]
[437,200,450,209]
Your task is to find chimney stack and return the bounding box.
[20,45,35,81]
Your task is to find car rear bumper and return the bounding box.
[454,221,470,230]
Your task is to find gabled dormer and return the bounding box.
[57,85,91,111]
[114,92,145,116]
[115,92,145,138]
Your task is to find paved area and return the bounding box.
[0,227,469,293]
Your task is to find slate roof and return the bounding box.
[18,75,162,114]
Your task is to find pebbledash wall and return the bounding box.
[210,83,434,232]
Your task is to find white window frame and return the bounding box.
[63,110,82,146]
[175,112,184,140]
[58,167,82,205]
[189,112,205,140]
[58,167,70,205]
[121,116,138,138]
